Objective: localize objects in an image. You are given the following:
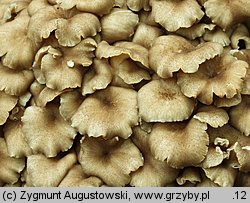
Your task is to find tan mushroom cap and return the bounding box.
[96,40,149,68]
[127,0,150,11]
[203,27,231,46]
[0,0,30,25]
[204,0,250,30]
[229,95,250,136]
[59,165,103,187]
[28,6,101,47]
[201,146,227,168]
[21,103,77,157]
[176,167,201,185]
[196,175,220,187]
[71,86,139,139]
[0,91,18,125]
[82,59,112,96]
[56,0,115,16]
[78,136,143,186]
[193,105,229,128]
[231,24,250,49]
[233,142,250,172]
[34,38,97,91]
[59,90,84,121]
[0,14,39,69]
[0,63,34,96]
[132,23,162,49]
[4,107,32,158]
[101,8,139,43]
[149,118,209,169]
[149,35,223,78]
[177,55,248,105]
[138,79,195,122]
[214,93,242,108]
[25,152,77,186]
[0,138,25,184]
[176,23,215,40]
[151,0,204,32]
[203,159,238,187]
[27,0,54,16]
[130,126,179,187]
[231,49,250,95]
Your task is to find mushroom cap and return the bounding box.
[203,159,238,187]
[25,152,77,186]
[0,91,18,125]
[151,0,204,32]
[0,14,39,69]
[21,103,77,157]
[28,6,101,47]
[176,23,216,40]
[0,138,25,184]
[176,167,201,185]
[78,136,143,186]
[203,27,231,46]
[127,0,150,12]
[71,86,139,139]
[59,164,103,187]
[149,118,209,169]
[229,95,250,136]
[59,90,84,121]
[138,79,195,122]
[193,105,229,128]
[204,0,250,30]
[233,142,250,172]
[177,55,248,105]
[149,35,223,78]
[82,58,112,96]
[56,0,115,16]
[132,23,162,49]
[96,41,150,84]
[4,108,32,158]
[201,146,227,168]
[231,24,250,49]
[0,0,30,25]
[214,93,242,108]
[130,126,179,187]
[0,63,34,96]
[100,8,139,43]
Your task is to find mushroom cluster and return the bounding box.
[0,0,250,187]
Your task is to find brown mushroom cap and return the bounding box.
[204,0,250,30]
[149,118,209,169]
[25,152,77,186]
[149,35,223,78]
[130,126,179,187]
[78,136,143,186]
[0,91,18,125]
[193,105,229,128]
[177,55,248,105]
[71,86,139,139]
[28,6,101,47]
[59,164,103,187]
[201,146,227,168]
[100,8,139,43]
[229,95,250,136]
[138,79,195,122]
[0,14,39,69]
[151,0,204,32]
[56,0,115,16]
[203,27,231,46]
[0,138,25,184]
[21,103,77,157]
